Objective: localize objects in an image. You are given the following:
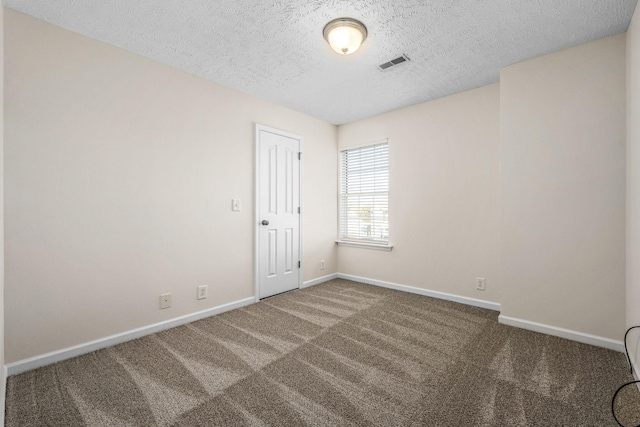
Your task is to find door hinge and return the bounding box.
[297,207,301,214]
[298,152,301,160]
[298,261,301,268]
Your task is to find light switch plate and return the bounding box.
[232,199,240,211]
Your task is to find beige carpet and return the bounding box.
[6,279,640,426]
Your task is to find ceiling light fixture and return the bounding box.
[323,18,368,55]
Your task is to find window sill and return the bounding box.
[335,241,393,251]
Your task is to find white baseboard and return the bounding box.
[6,297,255,376]
[301,273,339,289]
[498,315,624,352]
[337,273,501,312]
[6,273,625,376]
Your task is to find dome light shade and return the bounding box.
[323,18,368,55]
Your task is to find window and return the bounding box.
[339,141,390,248]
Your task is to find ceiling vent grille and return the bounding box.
[378,54,410,71]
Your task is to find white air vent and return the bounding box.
[378,54,410,71]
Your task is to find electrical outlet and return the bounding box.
[320,260,325,270]
[197,285,208,300]
[476,278,486,291]
[160,293,172,309]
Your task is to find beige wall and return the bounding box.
[337,84,501,304]
[627,3,640,370]
[500,34,626,340]
[1,5,5,424]
[4,10,337,363]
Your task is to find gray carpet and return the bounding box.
[6,279,640,426]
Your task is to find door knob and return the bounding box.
[261,220,269,226]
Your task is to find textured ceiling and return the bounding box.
[4,0,639,125]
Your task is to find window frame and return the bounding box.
[337,140,392,251]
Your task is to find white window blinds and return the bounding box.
[339,142,389,244]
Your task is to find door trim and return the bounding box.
[254,123,303,302]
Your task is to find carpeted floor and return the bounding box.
[6,279,640,426]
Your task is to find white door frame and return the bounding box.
[254,123,303,302]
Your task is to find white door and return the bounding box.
[255,124,301,299]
